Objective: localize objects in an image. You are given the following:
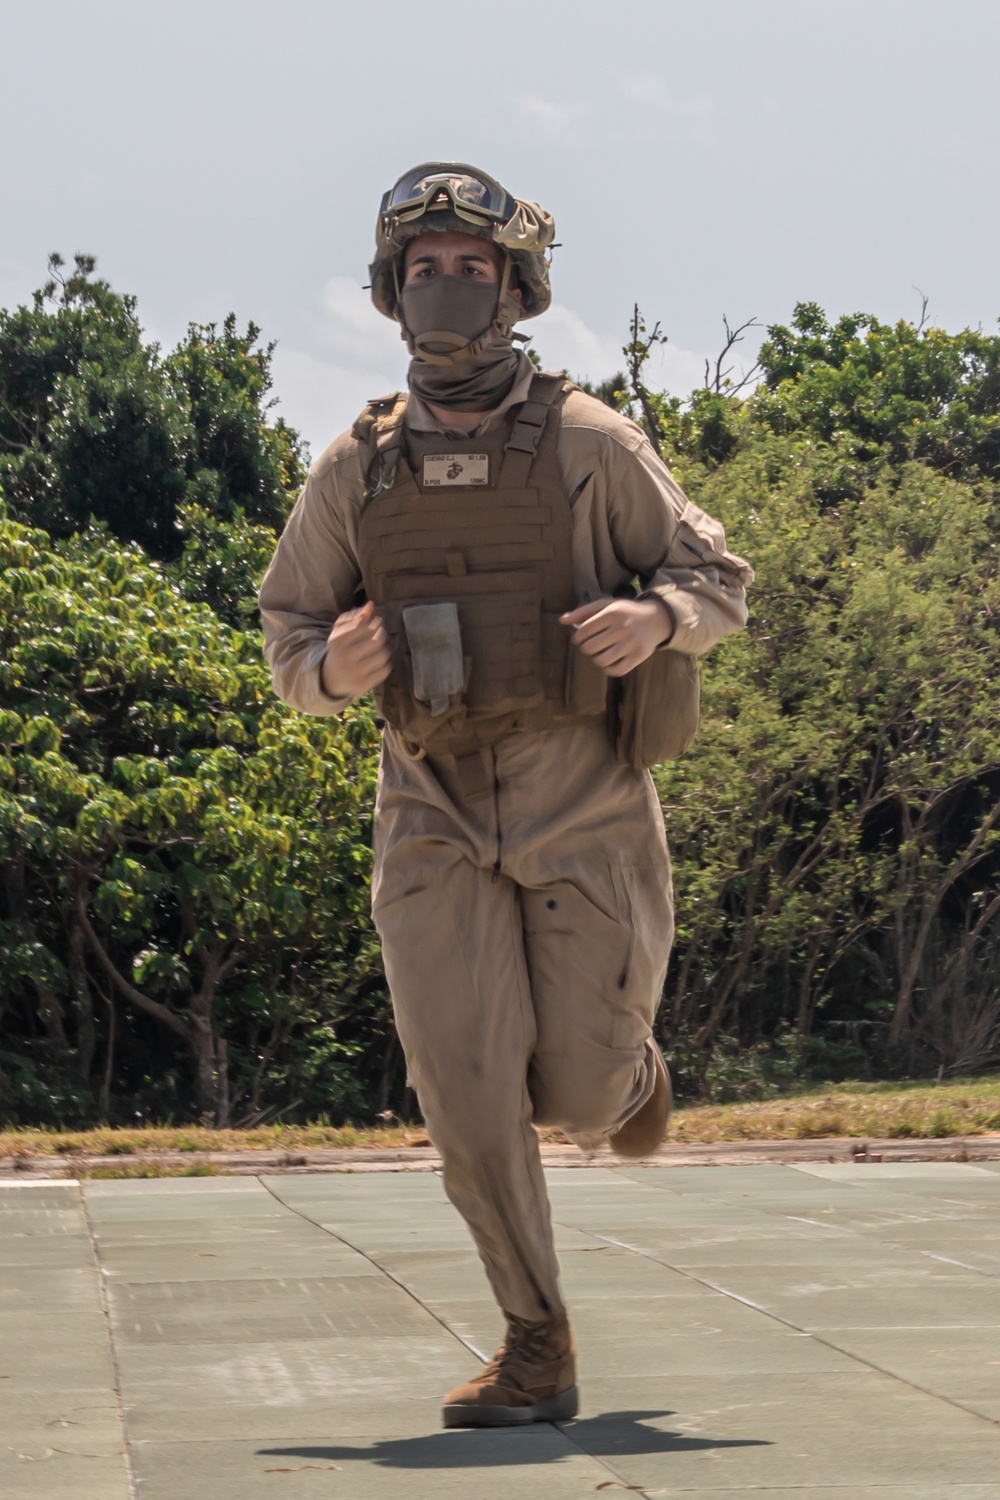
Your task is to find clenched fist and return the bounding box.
[560,596,674,677]
[321,600,392,700]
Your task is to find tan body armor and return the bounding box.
[354,374,608,757]
[353,373,700,765]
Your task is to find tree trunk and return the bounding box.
[98,989,115,1122]
[68,919,97,1084]
[190,1018,218,1123]
[376,1031,399,1115]
[215,1038,230,1129]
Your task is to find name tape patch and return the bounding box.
[423,453,489,488]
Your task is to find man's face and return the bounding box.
[402,230,507,288]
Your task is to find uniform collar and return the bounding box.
[404,351,536,435]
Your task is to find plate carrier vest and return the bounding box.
[353,373,610,758]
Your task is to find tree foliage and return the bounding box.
[0,517,386,1124]
[3,259,1000,1125]
[0,254,306,559]
[624,301,1000,1090]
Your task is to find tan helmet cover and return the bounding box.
[370,172,555,324]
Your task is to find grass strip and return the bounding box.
[2,1077,999,1159]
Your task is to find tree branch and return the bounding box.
[706,315,761,395]
[74,886,189,1040]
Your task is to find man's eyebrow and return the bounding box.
[407,250,492,265]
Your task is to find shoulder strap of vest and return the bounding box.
[351,391,404,444]
[498,372,570,489]
[352,391,408,503]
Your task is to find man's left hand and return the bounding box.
[560,596,675,677]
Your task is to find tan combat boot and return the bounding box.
[442,1310,578,1428]
[609,1045,672,1158]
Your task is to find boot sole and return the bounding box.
[442,1384,579,1428]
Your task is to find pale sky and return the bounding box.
[2,0,999,457]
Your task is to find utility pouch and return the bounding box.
[402,603,464,717]
[562,629,609,716]
[613,649,700,769]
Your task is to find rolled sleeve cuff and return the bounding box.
[271,639,354,717]
[310,646,354,716]
[642,586,701,654]
[642,583,748,657]
[638,590,677,650]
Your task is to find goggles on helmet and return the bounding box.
[379,163,516,233]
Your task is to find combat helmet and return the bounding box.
[370,162,555,330]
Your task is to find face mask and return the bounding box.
[399,277,499,349]
[399,275,520,411]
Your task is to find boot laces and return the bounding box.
[492,1314,554,1376]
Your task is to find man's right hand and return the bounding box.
[321,600,391,700]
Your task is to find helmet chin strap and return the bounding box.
[396,257,518,363]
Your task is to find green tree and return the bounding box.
[0,517,385,1123]
[0,256,305,560]
[652,318,1000,1085]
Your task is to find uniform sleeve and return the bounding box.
[602,431,753,658]
[258,456,362,716]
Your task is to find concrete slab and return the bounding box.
[0,1386,124,1455]
[623,1491,1000,1499]
[0,1183,130,1499]
[117,1334,475,1441]
[95,1231,369,1283]
[3,1164,999,1498]
[109,1273,433,1344]
[791,1161,998,1182]
[0,1450,132,1500]
[821,1326,1000,1421]
[131,1430,614,1499]
[570,1369,1000,1490]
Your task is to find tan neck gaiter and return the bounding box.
[400,277,519,412]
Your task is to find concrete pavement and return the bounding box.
[2,1161,999,1497]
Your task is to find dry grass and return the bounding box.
[76,1163,222,1179]
[2,1077,999,1161]
[0,1121,424,1159]
[667,1076,1000,1143]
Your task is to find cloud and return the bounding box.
[317,275,405,365]
[624,73,665,107]
[269,289,712,459]
[516,95,579,140]
[620,77,717,145]
[268,277,408,456]
[269,347,404,460]
[269,278,404,456]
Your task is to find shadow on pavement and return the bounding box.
[258,1410,772,1469]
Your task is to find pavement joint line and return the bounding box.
[568,1219,1000,1433]
[921,1250,1000,1279]
[258,1176,655,1497]
[80,1181,138,1500]
[0,1176,82,1186]
[782,1216,857,1234]
[257,1174,490,1362]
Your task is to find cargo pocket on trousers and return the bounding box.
[609,863,664,1050]
[522,872,636,1056]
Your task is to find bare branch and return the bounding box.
[624,303,668,446]
[706,314,761,395]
